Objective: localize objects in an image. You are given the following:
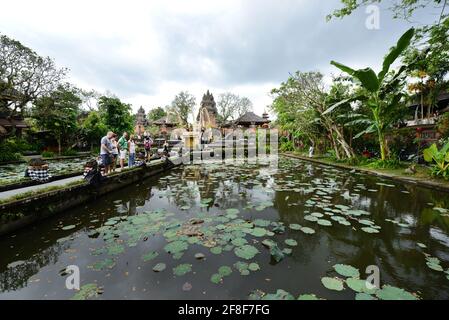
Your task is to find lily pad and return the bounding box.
[164,241,188,254]
[321,277,344,291]
[142,251,159,262]
[153,263,166,272]
[263,289,294,300]
[248,262,260,272]
[250,227,268,237]
[61,225,76,231]
[361,227,380,234]
[333,264,360,278]
[300,227,316,235]
[298,294,320,300]
[317,219,332,227]
[234,245,259,260]
[285,239,298,247]
[375,285,418,300]
[355,293,376,300]
[173,264,192,276]
[210,273,223,284]
[218,266,233,277]
[91,258,115,271]
[226,208,240,215]
[107,244,124,256]
[289,224,302,231]
[304,215,319,222]
[71,283,103,300]
[231,238,248,247]
[346,278,376,294]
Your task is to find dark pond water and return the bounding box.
[0,156,448,300]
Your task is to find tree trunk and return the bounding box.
[379,132,387,161]
[332,125,355,159]
[58,134,62,156]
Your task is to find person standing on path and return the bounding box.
[100,131,114,175]
[118,132,128,170]
[128,135,136,168]
[110,135,119,172]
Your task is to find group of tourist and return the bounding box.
[23,130,173,185]
[99,131,153,175]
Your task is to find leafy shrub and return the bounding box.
[42,151,55,158]
[62,149,78,157]
[423,142,449,180]
[366,158,403,170]
[280,140,294,152]
[0,137,30,162]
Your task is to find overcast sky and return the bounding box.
[0,0,439,116]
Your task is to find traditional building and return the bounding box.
[0,114,29,137]
[152,114,179,136]
[404,92,449,142]
[134,106,149,135]
[221,111,271,135]
[197,90,218,129]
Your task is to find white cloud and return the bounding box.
[1,0,432,117]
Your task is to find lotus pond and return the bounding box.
[1,156,449,300]
[0,158,87,185]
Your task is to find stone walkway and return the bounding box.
[0,175,83,200]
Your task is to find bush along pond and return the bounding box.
[0,156,448,300]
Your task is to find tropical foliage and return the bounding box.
[423,142,449,179]
[325,28,415,160]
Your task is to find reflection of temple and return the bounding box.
[134,106,149,135]
[197,90,218,129]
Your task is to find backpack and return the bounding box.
[144,138,153,149]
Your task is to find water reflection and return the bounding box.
[0,157,448,299]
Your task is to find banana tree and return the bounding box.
[324,28,415,160]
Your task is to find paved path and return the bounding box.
[0,175,84,200]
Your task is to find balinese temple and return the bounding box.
[134,106,149,136]
[197,90,218,129]
[152,114,179,135]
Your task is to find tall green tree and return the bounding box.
[98,96,134,135]
[33,84,82,155]
[148,106,167,122]
[0,34,67,117]
[81,111,108,150]
[168,91,196,125]
[325,28,415,160]
[271,71,356,159]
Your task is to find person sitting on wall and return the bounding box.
[134,152,147,168]
[25,158,52,183]
[84,159,107,187]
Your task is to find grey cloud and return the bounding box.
[1,0,438,98]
